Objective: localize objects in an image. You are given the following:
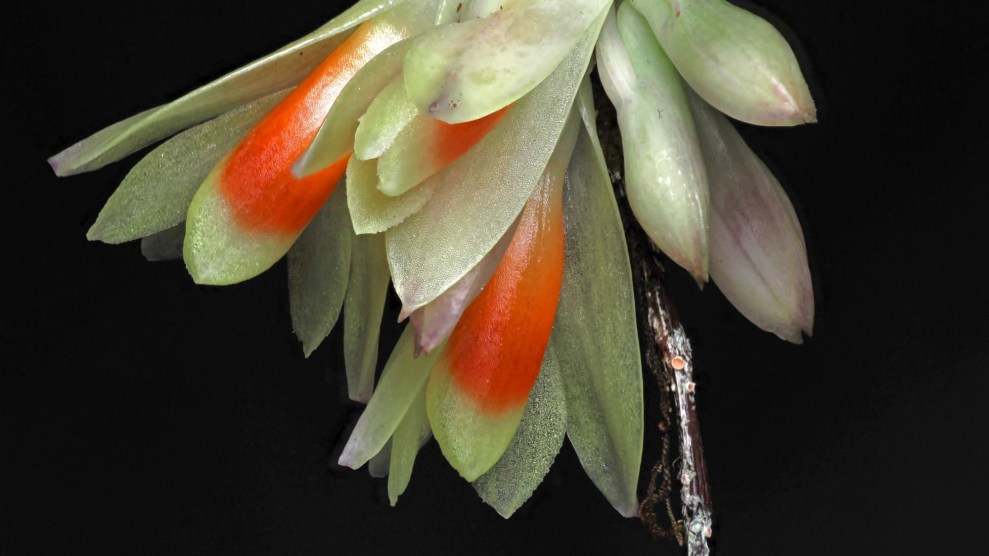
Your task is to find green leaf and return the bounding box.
[343,232,390,403]
[472,347,567,518]
[403,0,611,123]
[287,182,352,356]
[386,11,605,311]
[338,326,442,469]
[552,125,643,518]
[388,383,431,506]
[49,0,402,176]
[86,92,286,244]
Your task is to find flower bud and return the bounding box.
[631,0,816,127]
[689,92,814,342]
[597,3,710,282]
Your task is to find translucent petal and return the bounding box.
[552,125,643,518]
[343,232,390,403]
[338,326,442,469]
[387,384,431,506]
[630,0,816,126]
[472,347,566,518]
[49,0,400,176]
[87,92,286,244]
[689,93,814,342]
[346,156,436,234]
[408,218,518,355]
[403,0,611,123]
[353,75,419,161]
[426,154,568,482]
[386,16,602,311]
[597,3,710,282]
[287,182,352,356]
[140,224,185,262]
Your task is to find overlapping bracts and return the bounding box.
[51,0,815,517]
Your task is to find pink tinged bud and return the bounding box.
[688,93,814,342]
[631,0,816,127]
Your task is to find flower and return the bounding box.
[50,0,816,529]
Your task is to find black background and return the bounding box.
[3,1,987,554]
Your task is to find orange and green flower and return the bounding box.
[50,0,817,527]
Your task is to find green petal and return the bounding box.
[597,3,710,282]
[343,232,390,403]
[472,347,567,518]
[388,383,431,506]
[353,74,419,161]
[140,224,185,262]
[49,0,399,177]
[287,182,352,357]
[338,326,442,469]
[552,124,643,518]
[403,0,611,123]
[346,156,436,234]
[386,12,604,311]
[630,0,816,126]
[87,92,287,244]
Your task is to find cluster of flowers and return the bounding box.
[51,0,815,519]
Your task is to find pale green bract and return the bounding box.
[49,0,403,177]
[597,3,710,282]
[354,75,419,161]
[472,347,567,518]
[403,0,611,123]
[287,183,353,357]
[87,91,287,245]
[386,11,605,312]
[552,124,643,519]
[337,326,442,469]
[346,156,436,234]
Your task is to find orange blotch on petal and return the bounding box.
[220,22,401,234]
[443,164,565,414]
